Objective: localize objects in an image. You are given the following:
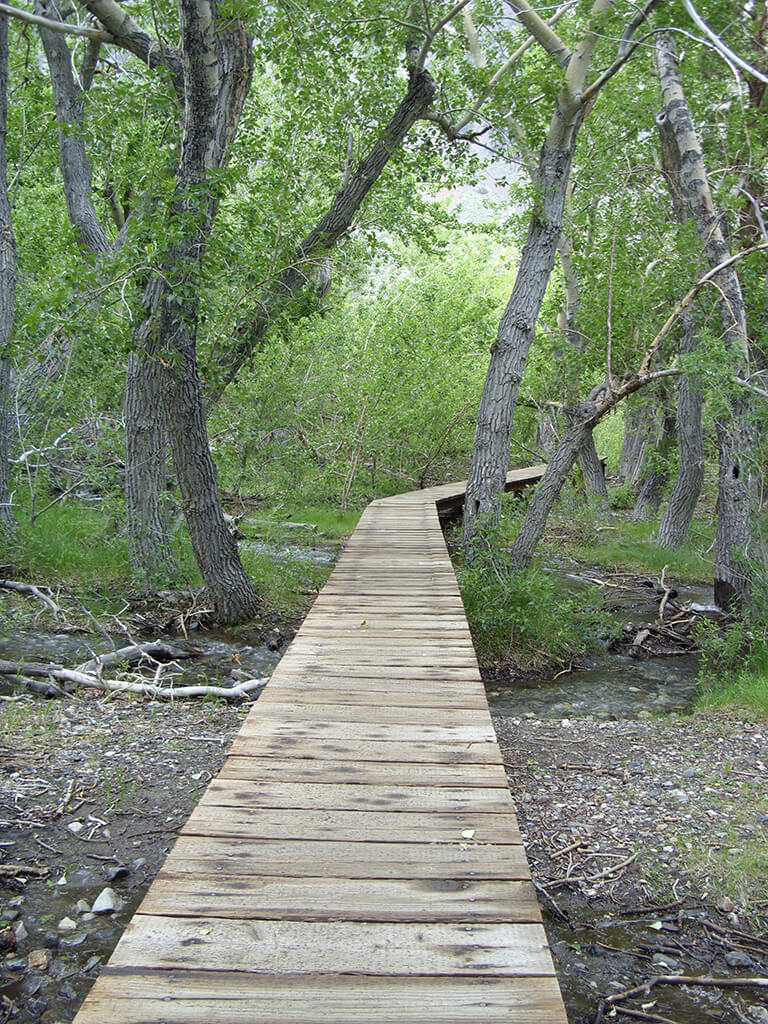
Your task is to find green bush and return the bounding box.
[457,524,616,669]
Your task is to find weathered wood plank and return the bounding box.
[162,836,531,879]
[74,972,568,1024]
[227,736,502,764]
[217,756,509,786]
[198,780,514,812]
[108,917,555,977]
[181,806,521,844]
[140,875,541,922]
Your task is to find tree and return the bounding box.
[0,10,15,536]
[462,0,658,547]
[655,31,760,610]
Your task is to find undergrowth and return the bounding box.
[457,520,617,670]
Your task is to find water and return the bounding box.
[487,575,711,720]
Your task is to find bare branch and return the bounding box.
[77,0,182,91]
[414,0,473,72]
[0,1,112,41]
[681,0,768,85]
[504,0,570,68]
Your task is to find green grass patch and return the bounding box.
[554,512,714,583]
[696,622,768,717]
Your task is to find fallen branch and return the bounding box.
[0,659,266,700]
[0,863,49,878]
[0,579,60,616]
[76,641,200,674]
[605,975,768,1006]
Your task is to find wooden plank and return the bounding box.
[162,836,532,880]
[74,972,568,1024]
[181,806,521,844]
[198,780,514,812]
[257,685,489,709]
[108,917,555,977]
[236,720,495,745]
[227,736,502,764]
[217,757,509,787]
[140,875,541,923]
[247,702,493,727]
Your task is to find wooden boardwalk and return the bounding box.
[74,467,568,1023]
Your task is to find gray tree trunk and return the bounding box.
[618,405,653,485]
[509,404,596,569]
[632,408,675,521]
[656,33,758,611]
[131,0,258,622]
[654,93,704,548]
[0,13,16,536]
[36,2,177,580]
[463,133,580,545]
[657,308,704,546]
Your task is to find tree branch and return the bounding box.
[503,0,571,69]
[0,1,112,40]
[582,0,662,104]
[77,0,182,92]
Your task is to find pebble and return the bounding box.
[106,865,130,884]
[669,788,688,803]
[92,887,121,915]
[748,1008,768,1024]
[57,917,77,934]
[67,820,84,834]
[27,949,49,971]
[75,899,91,915]
[14,920,28,943]
[725,950,754,969]
[651,953,679,969]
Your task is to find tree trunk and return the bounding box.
[657,308,704,547]
[632,408,675,521]
[124,352,176,581]
[578,431,608,500]
[463,134,579,544]
[656,33,759,611]
[618,405,653,485]
[131,2,258,623]
[509,404,596,570]
[0,13,16,536]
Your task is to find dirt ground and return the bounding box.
[0,692,767,1024]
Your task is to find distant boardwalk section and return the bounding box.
[74,466,568,1023]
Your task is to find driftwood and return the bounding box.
[76,641,200,674]
[605,974,768,1006]
[0,579,60,616]
[0,659,266,700]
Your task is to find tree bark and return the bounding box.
[0,12,16,535]
[509,404,596,569]
[618,404,652,485]
[656,33,759,611]
[632,407,675,520]
[132,0,258,622]
[462,0,619,547]
[463,132,581,544]
[657,307,704,547]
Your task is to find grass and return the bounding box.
[554,513,715,584]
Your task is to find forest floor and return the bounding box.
[0,683,766,1024]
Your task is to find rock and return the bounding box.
[725,950,754,969]
[717,896,735,913]
[2,907,20,921]
[67,820,84,834]
[75,900,91,915]
[669,789,688,803]
[57,917,77,934]
[41,931,59,949]
[748,1008,768,1024]
[27,949,49,971]
[651,953,679,969]
[91,887,121,915]
[106,865,130,884]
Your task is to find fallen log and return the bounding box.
[0,659,266,700]
[76,641,200,674]
[0,579,60,616]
